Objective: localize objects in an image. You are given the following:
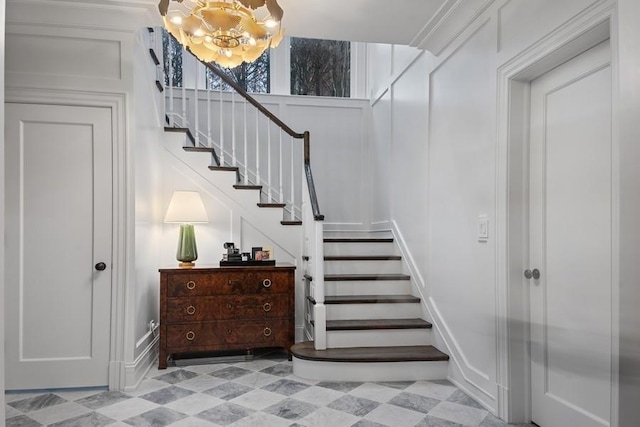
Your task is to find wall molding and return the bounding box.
[125,334,159,391]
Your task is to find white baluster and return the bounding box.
[279,131,284,204]
[243,101,248,184]
[267,121,272,202]
[231,92,236,166]
[219,84,224,165]
[256,111,260,187]
[290,137,295,220]
[168,33,174,127]
[181,45,186,128]
[206,75,212,150]
[194,63,199,146]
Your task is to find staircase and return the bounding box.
[291,233,449,381]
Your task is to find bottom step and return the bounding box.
[291,342,449,381]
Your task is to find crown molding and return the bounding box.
[410,0,495,56]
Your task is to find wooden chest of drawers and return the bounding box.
[158,265,295,369]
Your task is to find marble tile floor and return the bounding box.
[5,350,535,427]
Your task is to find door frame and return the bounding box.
[5,87,130,390]
[495,3,619,424]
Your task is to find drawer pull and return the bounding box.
[263,302,272,312]
[263,327,272,337]
[262,278,272,288]
[227,303,233,310]
[186,331,196,341]
[186,281,196,290]
[186,305,196,315]
[226,329,233,335]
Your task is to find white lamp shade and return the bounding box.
[164,191,209,223]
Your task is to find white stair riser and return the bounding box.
[324,260,404,275]
[326,329,432,348]
[292,357,448,382]
[323,242,399,257]
[327,303,421,320]
[325,280,412,296]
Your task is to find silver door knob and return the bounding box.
[524,269,541,279]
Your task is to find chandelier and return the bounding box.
[158,0,284,68]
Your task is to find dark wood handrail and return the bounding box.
[166,34,323,221]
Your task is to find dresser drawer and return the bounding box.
[167,271,291,296]
[166,319,290,350]
[166,294,289,322]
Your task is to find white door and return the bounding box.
[5,103,113,389]
[528,41,612,427]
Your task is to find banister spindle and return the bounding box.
[267,121,273,202]
[279,131,284,204]
[290,136,295,220]
[255,111,260,187]
[181,45,186,128]
[206,75,212,149]
[243,100,248,185]
[194,64,199,146]
[219,85,224,165]
[231,92,236,166]
[168,35,174,127]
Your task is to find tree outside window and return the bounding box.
[290,37,350,97]
[205,51,270,94]
[162,30,183,87]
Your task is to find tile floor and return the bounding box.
[5,350,534,427]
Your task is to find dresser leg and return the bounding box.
[159,351,167,369]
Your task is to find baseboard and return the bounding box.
[124,334,160,392]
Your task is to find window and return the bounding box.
[162,30,183,87]
[205,51,270,94]
[290,37,350,97]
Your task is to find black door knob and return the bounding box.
[95,262,107,271]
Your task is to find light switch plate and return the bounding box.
[478,214,489,242]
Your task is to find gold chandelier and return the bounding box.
[159,0,284,68]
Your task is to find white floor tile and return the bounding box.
[28,402,91,425]
[300,406,361,427]
[293,386,344,406]
[350,383,403,403]
[96,397,160,420]
[428,401,488,426]
[164,393,224,415]
[364,403,426,427]
[230,389,286,410]
[405,381,457,400]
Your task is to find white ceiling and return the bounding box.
[277,0,449,45]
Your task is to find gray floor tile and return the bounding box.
[328,395,379,417]
[8,393,67,413]
[351,420,389,427]
[139,386,194,405]
[75,391,130,410]
[196,402,253,425]
[203,382,253,400]
[389,392,441,414]
[316,381,363,393]
[261,379,311,396]
[446,390,485,410]
[48,411,115,427]
[6,415,43,427]
[153,369,200,385]
[123,407,187,427]
[264,398,318,421]
[210,366,253,380]
[479,413,508,426]
[415,415,464,426]
[260,363,294,377]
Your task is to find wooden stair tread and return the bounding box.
[324,255,402,261]
[290,342,449,363]
[281,220,302,226]
[325,318,432,331]
[313,295,420,304]
[183,146,214,153]
[324,274,410,281]
[234,184,262,190]
[324,238,394,243]
[209,166,239,172]
[258,203,286,208]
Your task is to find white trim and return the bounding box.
[124,334,159,391]
[495,3,616,422]
[5,87,130,392]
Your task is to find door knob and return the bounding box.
[95,262,107,271]
[524,269,541,279]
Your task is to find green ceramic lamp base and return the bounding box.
[176,223,198,268]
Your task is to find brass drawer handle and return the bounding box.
[262,278,272,288]
[227,303,233,310]
[186,305,196,315]
[186,280,196,290]
[263,302,272,312]
[263,327,272,337]
[226,329,233,335]
[186,331,196,341]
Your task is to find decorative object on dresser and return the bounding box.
[164,191,209,268]
[158,265,295,369]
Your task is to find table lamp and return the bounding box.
[164,191,209,268]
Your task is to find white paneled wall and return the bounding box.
[367,0,625,419]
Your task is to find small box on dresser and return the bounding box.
[158,265,295,369]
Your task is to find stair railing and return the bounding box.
[151,28,327,349]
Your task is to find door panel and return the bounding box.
[5,103,113,389]
[529,41,612,427]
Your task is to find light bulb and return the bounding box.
[224,49,233,58]
[264,19,278,28]
[205,36,212,42]
[249,37,256,46]
[194,28,204,37]
[170,16,183,25]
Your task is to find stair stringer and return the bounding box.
[389,220,497,409]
